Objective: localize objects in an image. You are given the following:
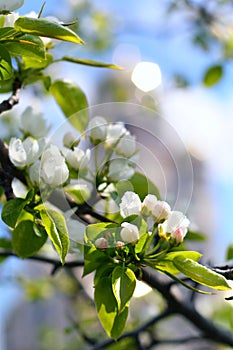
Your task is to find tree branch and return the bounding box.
[0,77,21,115]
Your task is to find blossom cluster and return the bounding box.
[8,111,138,191]
[88,116,137,182]
[119,191,190,245]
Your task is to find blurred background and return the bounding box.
[1,0,233,349]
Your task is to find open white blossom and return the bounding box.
[88,116,107,144]
[105,123,127,149]
[0,0,24,11]
[108,159,135,182]
[64,148,90,171]
[152,200,171,222]
[120,222,139,243]
[9,137,40,168]
[115,132,137,158]
[159,211,190,244]
[141,194,158,216]
[120,191,141,218]
[28,160,41,186]
[63,132,79,149]
[41,145,69,187]
[20,107,49,138]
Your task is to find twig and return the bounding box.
[0,77,21,115]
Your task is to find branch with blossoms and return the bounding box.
[0,1,232,348]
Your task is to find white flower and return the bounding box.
[105,122,127,149]
[120,222,139,243]
[159,211,190,244]
[3,13,19,27]
[0,0,24,11]
[152,201,171,222]
[63,132,79,149]
[95,237,107,249]
[142,194,158,216]
[108,159,135,182]
[119,191,141,218]
[28,161,40,186]
[64,148,90,171]
[20,107,49,138]
[88,116,107,144]
[41,144,69,187]
[9,137,40,168]
[115,132,137,158]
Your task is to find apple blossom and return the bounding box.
[120,222,139,243]
[28,161,41,186]
[159,211,190,244]
[108,159,135,182]
[119,191,141,218]
[64,148,90,171]
[115,132,137,158]
[0,0,24,11]
[141,194,158,216]
[63,132,79,149]
[20,107,50,138]
[88,116,107,144]
[152,200,171,222]
[105,122,127,149]
[41,145,69,187]
[95,237,107,249]
[9,137,40,168]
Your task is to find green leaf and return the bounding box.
[5,34,45,59]
[173,256,231,290]
[112,266,136,312]
[0,27,18,40]
[0,238,12,249]
[40,209,69,264]
[117,172,161,201]
[203,65,223,87]
[186,230,206,241]
[14,17,84,44]
[0,44,12,80]
[12,220,47,258]
[83,245,111,276]
[226,243,233,261]
[62,56,122,70]
[155,251,202,274]
[0,77,13,92]
[23,53,53,69]
[94,273,128,339]
[2,198,27,228]
[50,80,88,133]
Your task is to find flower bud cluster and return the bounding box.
[87,116,137,182]
[119,191,190,244]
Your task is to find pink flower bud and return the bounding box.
[95,237,107,249]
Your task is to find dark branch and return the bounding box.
[0,77,22,115]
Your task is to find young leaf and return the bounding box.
[0,238,12,249]
[0,44,12,80]
[12,220,47,258]
[94,275,118,337]
[112,266,136,312]
[111,306,128,340]
[4,34,45,59]
[62,56,122,70]
[0,77,14,93]
[83,245,111,276]
[173,256,231,290]
[2,198,27,228]
[23,52,53,69]
[14,17,84,44]
[203,65,223,87]
[226,243,233,261]
[40,209,69,264]
[0,27,18,40]
[154,251,202,274]
[50,80,88,133]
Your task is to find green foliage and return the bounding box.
[62,56,122,70]
[173,256,230,290]
[4,34,45,59]
[40,209,70,264]
[0,44,12,79]
[203,65,223,87]
[50,80,88,133]
[12,220,47,258]
[226,243,233,260]
[14,17,84,44]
